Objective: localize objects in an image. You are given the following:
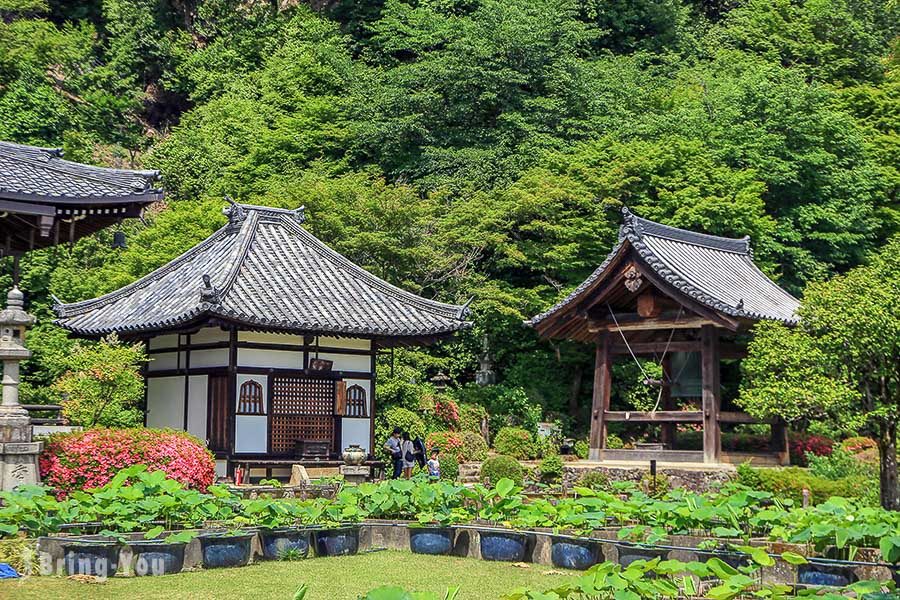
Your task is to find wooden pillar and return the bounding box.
[700,325,721,463]
[660,355,675,448]
[770,419,789,465]
[589,332,612,460]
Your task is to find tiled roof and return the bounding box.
[526,208,800,327]
[54,203,472,339]
[0,141,163,203]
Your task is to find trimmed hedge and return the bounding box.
[735,464,878,506]
[39,428,215,494]
[480,455,524,487]
[493,427,535,460]
[425,430,488,463]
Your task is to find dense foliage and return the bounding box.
[39,428,215,494]
[2,0,898,450]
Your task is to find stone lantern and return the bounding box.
[475,334,496,386]
[0,287,42,490]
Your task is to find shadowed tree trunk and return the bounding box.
[878,419,898,510]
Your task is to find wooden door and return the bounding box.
[207,373,230,454]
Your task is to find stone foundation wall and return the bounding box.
[562,464,735,493]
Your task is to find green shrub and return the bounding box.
[493,427,535,460]
[736,464,879,506]
[480,455,524,487]
[439,454,459,481]
[807,447,876,480]
[640,471,670,498]
[459,431,488,462]
[578,470,609,490]
[458,403,487,433]
[374,406,426,460]
[538,453,564,484]
[606,434,625,449]
[574,440,589,459]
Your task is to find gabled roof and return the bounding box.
[526,208,800,329]
[54,203,471,340]
[0,141,163,203]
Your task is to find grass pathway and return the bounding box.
[2,550,577,599]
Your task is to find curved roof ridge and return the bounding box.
[54,222,239,318]
[622,207,750,255]
[277,212,468,320]
[0,141,160,186]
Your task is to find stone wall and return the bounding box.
[562,464,735,493]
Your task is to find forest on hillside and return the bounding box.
[1,0,898,437]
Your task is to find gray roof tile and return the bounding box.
[527,207,800,327]
[54,203,471,339]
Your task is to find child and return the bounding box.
[426,448,441,479]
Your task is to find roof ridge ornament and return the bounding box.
[293,205,306,224]
[200,274,220,304]
[223,195,247,231]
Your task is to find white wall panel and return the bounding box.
[235,416,267,453]
[191,327,229,344]
[317,352,370,373]
[147,376,185,430]
[149,334,179,350]
[237,348,302,369]
[190,349,229,368]
[186,375,208,441]
[318,337,371,351]
[148,351,180,371]
[341,418,371,453]
[215,460,228,478]
[238,331,304,346]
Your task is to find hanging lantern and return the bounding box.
[111,230,127,249]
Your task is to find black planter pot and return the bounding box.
[198,532,255,568]
[798,561,859,587]
[614,543,668,567]
[62,540,120,577]
[259,527,311,560]
[314,525,360,557]
[409,526,455,556]
[127,540,186,576]
[550,536,603,570]
[479,530,528,562]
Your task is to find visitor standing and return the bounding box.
[401,431,418,479]
[383,427,402,479]
[427,448,441,479]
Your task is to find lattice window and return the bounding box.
[345,385,367,417]
[237,380,265,415]
[270,376,336,455]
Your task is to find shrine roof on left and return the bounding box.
[0,141,162,253]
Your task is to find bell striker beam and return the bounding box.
[589,332,612,460]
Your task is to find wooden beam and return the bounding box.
[590,315,716,332]
[589,333,612,460]
[718,411,774,424]
[701,324,721,463]
[603,410,702,423]
[609,341,747,357]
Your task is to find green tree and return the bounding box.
[52,334,147,428]
[740,238,900,509]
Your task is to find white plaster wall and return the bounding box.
[341,418,371,454]
[149,334,179,351]
[214,460,228,478]
[148,351,181,371]
[235,416,267,453]
[239,331,304,346]
[236,374,267,413]
[318,337,371,351]
[191,327,230,344]
[147,376,185,429]
[237,348,302,369]
[316,352,370,373]
[186,375,208,442]
[190,349,229,368]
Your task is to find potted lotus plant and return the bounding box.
[126,527,195,576]
[245,498,312,560]
[475,478,530,562]
[312,492,365,557]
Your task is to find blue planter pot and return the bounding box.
[409,526,455,556]
[198,532,254,568]
[550,536,602,570]
[128,540,186,576]
[479,530,528,562]
[615,543,668,567]
[259,527,311,560]
[314,526,360,557]
[62,540,119,577]
[798,562,858,587]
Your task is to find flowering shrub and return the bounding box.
[433,397,460,429]
[426,430,487,463]
[840,436,878,455]
[40,428,215,495]
[493,426,536,460]
[789,432,834,466]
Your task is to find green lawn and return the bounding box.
[2,550,577,600]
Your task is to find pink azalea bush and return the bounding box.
[40,428,215,495]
